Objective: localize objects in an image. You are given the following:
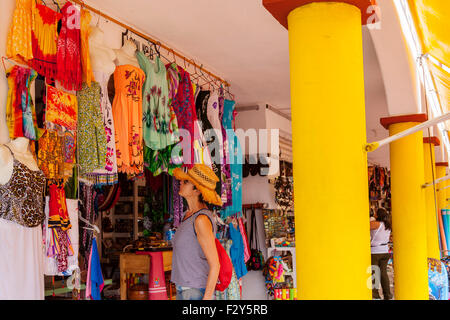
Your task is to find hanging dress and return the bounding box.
[221,100,242,218]
[80,8,94,86]
[91,71,118,185]
[0,146,45,299]
[31,1,61,79]
[6,0,34,63]
[137,52,178,150]
[111,65,145,177]
[76,82,108,178]
[166,64,197,168]
[219,90,232,207]
[56,1,82,91]
[5,65,40,140]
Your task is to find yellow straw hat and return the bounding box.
[173,164,222,206]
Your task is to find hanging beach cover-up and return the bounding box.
[6,0,34,64]
[111,65,145,177]
[5,65,40,141]
[31,0,61,79]
[56,1,82,91]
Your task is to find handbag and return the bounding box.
[246,207,265,271]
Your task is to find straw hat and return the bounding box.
[173,164,222,206]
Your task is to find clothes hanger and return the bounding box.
[78,211,100,233]
[153,41,161,58]
[51,0,60,11]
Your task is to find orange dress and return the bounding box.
[80,9,94,86]
[6,0,34,63]
[112,65,145,176]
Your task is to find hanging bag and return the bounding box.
[246,207,265,271]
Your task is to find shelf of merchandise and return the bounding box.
[105,179,146,241]
[267,241,297,289]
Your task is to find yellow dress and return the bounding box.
[6,0,34,63]
[80,9,94,86]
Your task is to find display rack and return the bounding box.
[103,179,146,241]
[267,239,297,289]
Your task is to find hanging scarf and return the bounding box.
[56,2,82,91]
[31,1,61,79]
[47,185,74,273]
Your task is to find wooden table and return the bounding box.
[119,250,173,300]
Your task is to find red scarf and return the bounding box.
[56,2,82,91]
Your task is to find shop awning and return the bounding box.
[408,0,449,114]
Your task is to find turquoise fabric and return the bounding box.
[229,223,248,279]
[221,100,242,218]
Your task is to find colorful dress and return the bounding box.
[45,85,77,177]
[91,71,118,185]
[31,1,61,79]
[76,82,107,177]
[196,90,221,198]
[6,0,34,63]
[56,1,82,91]
[80,9,94,86]
[137,52,178,150]
[221,100,242,218]
[219,90,232,207]
[5,66,40,140]
[166,64,197,168]
[111,65,145,177]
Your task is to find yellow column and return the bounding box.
[380,115,429,300]
[422,138,441,259]
[287,3,370,299]
[436,163,448,256]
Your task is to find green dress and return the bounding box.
[136,52,179,150]
[76,82,108,176]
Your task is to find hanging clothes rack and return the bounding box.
[69,0,231,89]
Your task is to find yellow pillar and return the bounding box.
[422,137,441,259]
[289,3,371,300]
[263,0,378,299]
[436,163,448,256]
[380,115,429,300]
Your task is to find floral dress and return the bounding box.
[111,65,145,177]
[166,64,197,168]
[221,99,242,218]
[91,71,118,185]
[76,82,107,177]
[137,52,179,150]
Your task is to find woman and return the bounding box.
[171,164,222,300]
[370,207,392,300]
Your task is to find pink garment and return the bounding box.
[238,217,251,263]
[136,251,168,300]
[85,241,93,299]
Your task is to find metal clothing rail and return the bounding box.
[70,0,230,88]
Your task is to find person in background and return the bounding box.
[370,207,392,300]
[171,164,222,300]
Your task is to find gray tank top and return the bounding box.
[171,209,216,289]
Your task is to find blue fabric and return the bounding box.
[221,100,243,218]
[229,223,248,279]
[90,238,104,300]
